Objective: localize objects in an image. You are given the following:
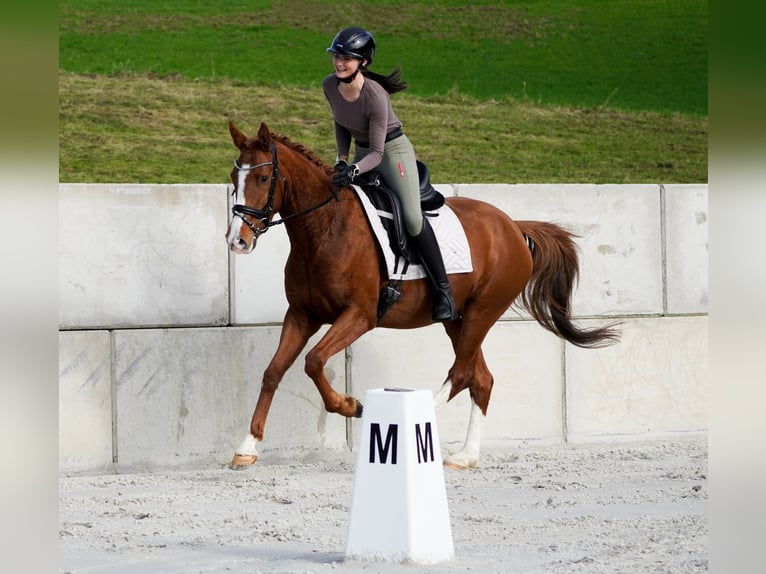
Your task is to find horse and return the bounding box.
[225,121,619,470]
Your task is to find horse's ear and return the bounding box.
[257,122,271,147]
[229,122,247,149]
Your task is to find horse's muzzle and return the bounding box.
[229,236,254,254]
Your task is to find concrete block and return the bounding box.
[566,316,708,440]
[113,326,347,467]
[665,184,708,314]
[59,184,229,329]
[348,321,564,450]
[456,184,663,316]
[59,330,113,471]
[229,221,290,325]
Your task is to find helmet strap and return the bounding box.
[336,69,360,84]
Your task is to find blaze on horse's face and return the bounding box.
[226,122,276,254]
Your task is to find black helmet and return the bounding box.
[326,27,375,67]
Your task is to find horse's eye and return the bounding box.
[260,175,269,184]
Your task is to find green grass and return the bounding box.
[59,73,707,184]
[59,0,707,183]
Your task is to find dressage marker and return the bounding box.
[345,388,454,564]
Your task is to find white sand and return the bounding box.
[59,437,707,573]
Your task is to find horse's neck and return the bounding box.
[279,154,348,248]
[281,186,361,243]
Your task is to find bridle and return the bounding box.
[231,140,340,238]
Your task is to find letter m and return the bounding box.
[369,423,398,464]
[416,422,434,464]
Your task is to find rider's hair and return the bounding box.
[362,66,408,95]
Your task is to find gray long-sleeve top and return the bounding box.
[322,74,403,175]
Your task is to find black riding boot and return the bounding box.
[412,217,459,322]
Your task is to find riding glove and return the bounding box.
[332,163,360,188]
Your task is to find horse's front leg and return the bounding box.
[231,308,320,469]
[304,307,375,419]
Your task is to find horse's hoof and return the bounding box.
[443,453,478,470]
[229,453,257,470]
[354,400,364,418]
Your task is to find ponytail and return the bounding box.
[362,66,408,95]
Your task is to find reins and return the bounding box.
[231,140,340,238]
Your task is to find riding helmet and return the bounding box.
[326,27,375,67]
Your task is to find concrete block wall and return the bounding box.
[59,182,708,472]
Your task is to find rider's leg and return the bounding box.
[372,136,458,322]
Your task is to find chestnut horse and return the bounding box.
[226,122,618,469]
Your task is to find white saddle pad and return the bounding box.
[353,185,473,281]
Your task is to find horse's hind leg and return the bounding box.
[434,318,496,469]
[442,352,493,470]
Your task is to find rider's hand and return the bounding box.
[332,163,360,188]
[332,159,348,173]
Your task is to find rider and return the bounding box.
[323,27,459,322]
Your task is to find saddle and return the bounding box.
[355,160,445,263]
[354,160,446,321]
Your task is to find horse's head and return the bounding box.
[226,121,286,254]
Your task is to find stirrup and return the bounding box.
[432,292,459,322]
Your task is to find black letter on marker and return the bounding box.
[369,423,398,464]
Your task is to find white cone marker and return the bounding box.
[345,388,454,564]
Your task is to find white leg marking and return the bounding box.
[461,400,484,459]
[235,433,260,457]
[444,399,483,469]
[433,381,451,411]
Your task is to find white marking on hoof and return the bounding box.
[230,453,257,469]
[444,400,484,470]
[444,451,478,470]
[230,434,260,469]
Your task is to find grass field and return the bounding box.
[59,0,708,184]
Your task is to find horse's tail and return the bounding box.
[516,220,621,349]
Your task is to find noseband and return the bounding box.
[231,140,340,238]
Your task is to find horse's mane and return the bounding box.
[272,133,333,176]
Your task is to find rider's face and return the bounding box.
[333,53,362,78]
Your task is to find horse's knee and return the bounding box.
[303,351,323,380]
[261,369,281,393]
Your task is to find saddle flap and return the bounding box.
[356,160,444,260]
[357,179,410,258]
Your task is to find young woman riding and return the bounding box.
[322,26,459,322]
